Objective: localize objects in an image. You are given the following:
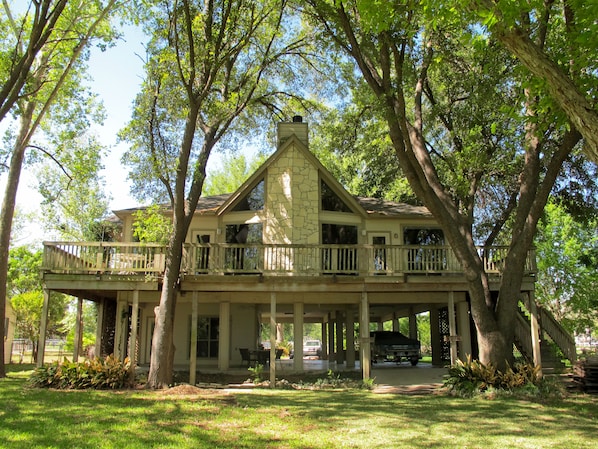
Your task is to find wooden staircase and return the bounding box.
[514,300,576,373]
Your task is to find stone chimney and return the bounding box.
[277,115,308,148]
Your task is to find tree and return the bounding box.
[305,1,584,370]
[36,133,112,241]
[0,0,121,377]
[8,246,68,362]
[471,0,598,163]
[535,200,598,333]
[122,0,310,388]
[203,152,268,196]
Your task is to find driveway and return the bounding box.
[370,362,448,394]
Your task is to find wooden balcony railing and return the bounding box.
[42,242,536,277]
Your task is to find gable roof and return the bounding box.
[217,132,366,216]
[189,192,430,218]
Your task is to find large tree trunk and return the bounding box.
[146,223,187,389]
[0,103,35,378]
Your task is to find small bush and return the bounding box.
[443,356,544,398]
[29,355,131,390]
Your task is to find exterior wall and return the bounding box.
[265,142,320,245]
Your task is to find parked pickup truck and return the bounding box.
[371,331,421,366]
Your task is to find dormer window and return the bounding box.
[233,179,264,211]
[321,179,352,212]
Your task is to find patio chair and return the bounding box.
[239,348,255,367]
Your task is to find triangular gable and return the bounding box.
[218,131,366,217]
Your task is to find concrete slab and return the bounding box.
[370,362,448,394]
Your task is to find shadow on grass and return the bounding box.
[2,364,597,449]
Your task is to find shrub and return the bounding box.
[29,355,131,390]
[443,356,544,398]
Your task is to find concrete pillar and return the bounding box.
[128,290,139,382]
[392,313,399,332]
[37,288,50,367]
[360,292,371,379]
[430,305,442,366]
[189,292,198,385]
[328,312,335,362]
[219,301,231,371]
[321,319,328,360]
[457,300,472,361]
[409,307,418,340]
[448,291,458,366]
[335,311,344,365]
[269,293,276,387]
[346,308,355,368]
[293,302,304,371]
[73,297,83,362]
[114,295,127,361]
[528,291,543,378]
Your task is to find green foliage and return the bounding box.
[203,152,268,196]
[29,356,131,390]
[10,290,68,345]
[535,200,598,333]
[247,363,264,383]
[443,356,545,398]
[132,205,172,244]
[7,246,42,297]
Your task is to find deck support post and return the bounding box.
[392,312,399,332]
[114,295,127,361]
[189,292,198,385]
[128,290,139,382]
[335,310,345,365]
[293,302,304,371]
[528,291,543,378]
[360,291,371,380]
[430,305,442,366]
[448,291,458,366]
[73,297,83,362]
[95,298,105,358]
[37,288,50,367]
[327,312,335,361]
[269,292,276,387]
[320,320,327,360]
[457,300,472,361]
[219,301,230,371]
[346,308,355,368]
[408,307,418,340]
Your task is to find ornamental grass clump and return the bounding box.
[443,355,545,398]
[29,355,131,390]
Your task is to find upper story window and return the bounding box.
[322,223,358,244]
[321,179,352,212]
[403,228,444,245]
[225,223,263,244]
[233,179,264,211]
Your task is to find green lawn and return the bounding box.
[1,366,597,449]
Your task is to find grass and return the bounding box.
[1,365,597,449]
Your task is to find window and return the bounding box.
[196,317,219,358]
[321,179,352,212]
[225,223,263,271]
[322,223,358,273]
[403,228,446,272]
[196,234,210,272]
[372,236,387,273]
[403,228,444,245]
[233,179,264,211]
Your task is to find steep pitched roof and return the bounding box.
[217,132,366,216]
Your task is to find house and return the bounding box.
[39,117,572,382]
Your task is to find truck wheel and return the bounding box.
[410,357,418,366]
